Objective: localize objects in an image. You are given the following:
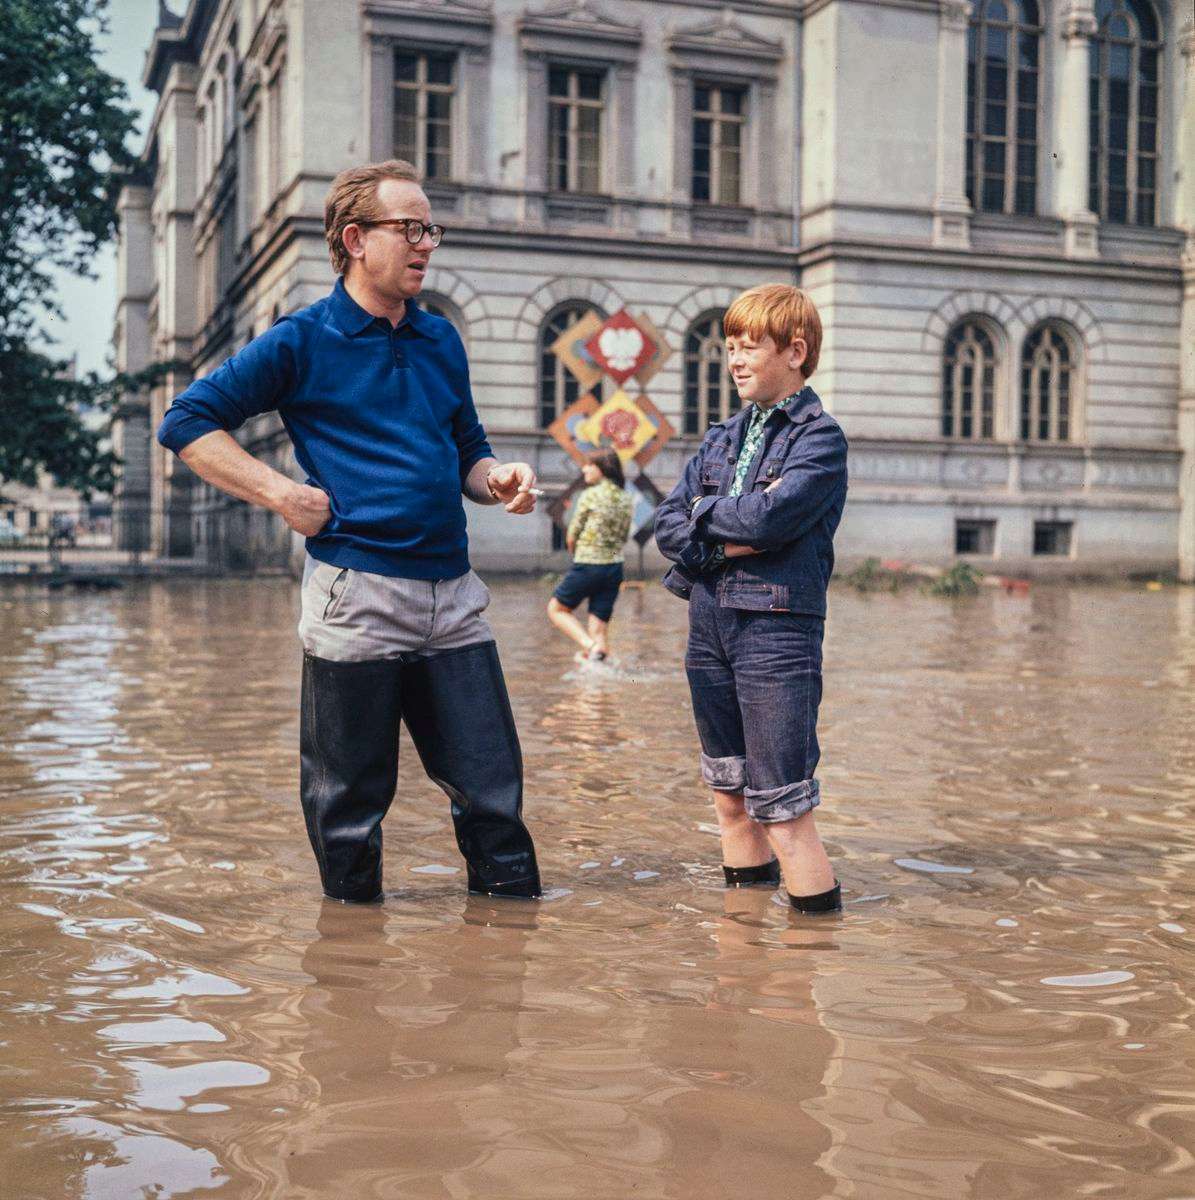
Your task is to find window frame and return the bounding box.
[691,82,748,207]
[1033,520,1074,556]
[941,316,1003,442]
[518,8,640,216]
[955,518,997,556]
[364,5,492,186]
[1087,0,1162,227]
[547,64,606,195]
[1019,323,1082,443]
[965,0,1043,217]
[683,310,735,434]
[393,48,458,182]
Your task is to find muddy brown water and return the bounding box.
[0,577,1193,1199]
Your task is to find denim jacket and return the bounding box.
[653,387,848,618]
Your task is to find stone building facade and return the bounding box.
[113,0,1195,577]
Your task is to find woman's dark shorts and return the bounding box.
[553,562,624,621]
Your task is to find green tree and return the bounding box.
[0,0,140,497]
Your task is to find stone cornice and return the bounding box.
[666,10,785,62]
[518,0,642,47]
[796,234,1183,284]
[362,0,493,32]
[143,0,218,93]
[802,0,940,22]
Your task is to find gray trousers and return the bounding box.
[298,556,494,660]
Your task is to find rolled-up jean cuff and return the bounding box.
[700,752,747,792]
[744,779,821,823]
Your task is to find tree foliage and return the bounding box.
[0,0,141,496]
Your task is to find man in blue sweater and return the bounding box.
[157,160,541,903]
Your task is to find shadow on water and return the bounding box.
[0,578,1194,1197]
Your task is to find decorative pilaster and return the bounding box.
[1057,4,1099,257]
[1178,21,1195,234]
[932,0,972,249]
[1177,22,1195,580]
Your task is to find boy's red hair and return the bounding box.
[722,284,822,378]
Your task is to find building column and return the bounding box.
[668,71,692,239]
[1177,20,1195,581]
[1057,4,1099,257]
[521,55,548,226]
[933,0,973,248]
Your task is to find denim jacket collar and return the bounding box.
[712,385,823,434]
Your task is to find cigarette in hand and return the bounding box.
[524,487,545,497]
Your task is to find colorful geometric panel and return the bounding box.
[631,311,674,389]
[549,310,605,392]
[546,393,601,469]
[630,392,675,471]
[584,309,657,385]
[573,390,659,463]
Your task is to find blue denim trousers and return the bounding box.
[684,577,824,823]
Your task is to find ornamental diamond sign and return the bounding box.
[574,390,657,462]
[549,310,605,393]
[585,309,657,385]
[546,307,676,547]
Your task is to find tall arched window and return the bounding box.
[538,303,604,428]
[684,312,734,435]
[1020,324,1078,441]
[942,319,999,440]
[966,0,1042,215]
[1088,0,1161,226]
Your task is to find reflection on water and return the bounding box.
[1,579,1193,1198]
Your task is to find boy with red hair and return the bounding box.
[655,284,847,914]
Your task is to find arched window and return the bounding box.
[1020,324,1079,441]
[684,311,734,435]
[942,319,999,440]
[1088,0,1161,226]
[538,303,605,428]
[966,0,1042,215]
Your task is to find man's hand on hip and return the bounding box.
[278,482,332,536]
[487,463,538,514]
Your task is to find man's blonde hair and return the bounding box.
[324,159,422,275]
[722,284,823,378]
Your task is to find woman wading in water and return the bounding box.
[547,449,633,663]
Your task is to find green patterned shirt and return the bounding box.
[568,478,633,564]
[710,392,800,567]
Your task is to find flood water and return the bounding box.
[1,576,1193,1199]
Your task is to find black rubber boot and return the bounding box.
[401,641,542,899]
[723,860,781,888]
[787,880,842,915]
[300,653,403,903]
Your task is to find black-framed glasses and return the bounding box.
[360,218,445,247]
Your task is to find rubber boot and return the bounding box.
[787,880,842,914]
[401,641,542,898]
[300,653,403,903]
[723,860,781,888]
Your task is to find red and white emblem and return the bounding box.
[584,309,657,385]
